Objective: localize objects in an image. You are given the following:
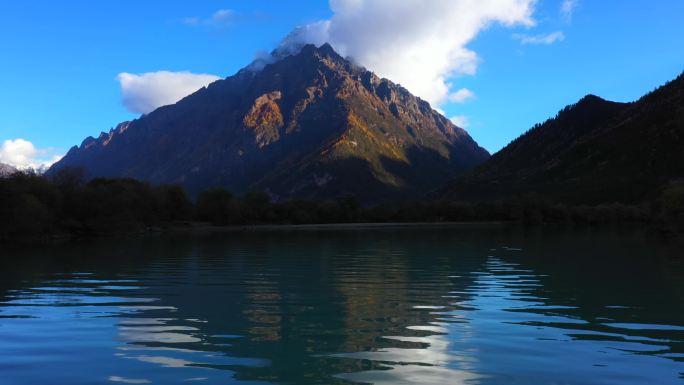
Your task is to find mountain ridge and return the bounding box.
[442,71,684,204]
[0,162,18,177]
[49,43,490,202]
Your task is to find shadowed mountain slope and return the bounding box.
[442,72,684,204]
[48,44,489,203]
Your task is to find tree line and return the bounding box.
[1,169,682,241]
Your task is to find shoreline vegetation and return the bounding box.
[1,169,683,243]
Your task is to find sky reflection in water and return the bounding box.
[0,227,682,385]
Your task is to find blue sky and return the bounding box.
[0,0,683,168]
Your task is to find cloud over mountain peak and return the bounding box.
[276,0,536,107]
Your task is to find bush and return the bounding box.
[656,184,684,233]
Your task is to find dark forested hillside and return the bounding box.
[443,72,684,205]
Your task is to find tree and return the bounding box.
[154,185,193,222]
[196,188,239,225]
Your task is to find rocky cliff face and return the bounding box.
[49,43,489,202]
[442,72,684,204]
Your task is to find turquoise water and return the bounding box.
[0,226,682,384]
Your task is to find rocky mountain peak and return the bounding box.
[48,44,489,202]
[0,162,18,177]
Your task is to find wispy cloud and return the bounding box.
[448,88,476,104]
[182,9,235,28]
[450,115,470,128]
[117,71,221,115]
[108,376,150,384]
[0,138,63,170]
[561,0,578,21]
[513,31,565,45]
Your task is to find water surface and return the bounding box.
[1,226,683,384]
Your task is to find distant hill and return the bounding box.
[0,163,17,177]
[48,44,489,203]
[442,72,684,204]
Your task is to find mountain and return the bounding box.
[442,72,684,204]
[0,163,18,177]
[48,44,488,202]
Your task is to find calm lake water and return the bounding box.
[0,226,683,385]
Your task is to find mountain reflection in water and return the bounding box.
[0,226,682,385]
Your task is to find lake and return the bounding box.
[0,226,682,385]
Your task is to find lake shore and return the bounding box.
[165,221,509,234]
[0,221,509,245]
[4,220,683,245]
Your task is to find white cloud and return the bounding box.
[561,0,578,21]
[513,31,565,45]
[276,0,537,107]
[448,88,476,104]
[450,115,470,128]
[182,9,235,27]
[0,138,63,170]
[108,376,150,384]
[117,71,221,114]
